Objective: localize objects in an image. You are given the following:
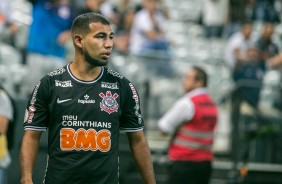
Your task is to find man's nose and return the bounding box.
[104,39,113,48]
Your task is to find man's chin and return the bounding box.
[97,59,109,66]
[88,59,108,67]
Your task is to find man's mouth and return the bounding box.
[101,52,111,58]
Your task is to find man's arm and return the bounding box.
[267,53,282,68]
[158,96,194,135]
[127,131,156,184]
[0,116,9,135]
[20,130,43,184]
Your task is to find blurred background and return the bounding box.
[1,0,282,183]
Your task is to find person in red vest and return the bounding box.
[158,66,218,184]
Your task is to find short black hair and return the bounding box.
[71,13,111,36]
[192,66,208,87]
[240,19,253,28]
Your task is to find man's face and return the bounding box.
[182,69,198,93]
[143,0,157,12]
[263,24,274,39]
[242,24,252,39]
[81,22,114,66]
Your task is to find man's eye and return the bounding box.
[96,34,105,38]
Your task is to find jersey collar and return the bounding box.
[186,87,208,98]
[66,63,104,84]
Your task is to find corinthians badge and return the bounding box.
[99,91,119,114]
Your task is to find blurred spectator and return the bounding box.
[266,53,282,111]
[76,0,104,15]
[252,0,280,23]
[254,23,282,111]
[69,0,84,15]
[232,45,265,108]
[134,0,169,17]
[158,66,218,184]
[24,0,74,96]
[113,0,170,54]
[230,44,263,166]
[253,22,282,69]
[112,0,137,54]
[254,22,279,62]
[129,0,173,77]
[224,21,253,70]
[245,0,256,21]
[0,85,14,184]
[113,0,136,32]
[155,0,170,19]
[129,0,170,55]
[77,0,118,26]
[225,0,251,38]
[0,0,19,46]
[201,0,229,39]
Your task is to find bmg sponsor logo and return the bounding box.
[60,128,111,152]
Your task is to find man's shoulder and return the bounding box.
[228,32,243,43]
[104,67,126,80]
[134,9,150,22]
[103,67,134,91]
[135,9,147,16]
[38,66,68,86]
[47,66,67,77]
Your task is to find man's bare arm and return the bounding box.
[20,130,42,184]
[0,116,9,134]
[127,131,156,184]
[267,53,282,68]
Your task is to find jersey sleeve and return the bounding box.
[119,81,144,132]
[23,77,50,131]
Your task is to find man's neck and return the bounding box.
[69,62,102,81]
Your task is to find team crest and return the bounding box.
[99,91,119,114]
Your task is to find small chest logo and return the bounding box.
[78,94,95,104]
[55,80,72,87]
[99,91,119,114]
[101,82,118,89]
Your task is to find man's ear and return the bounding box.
[195,80,204,88]
[74,34,83,48]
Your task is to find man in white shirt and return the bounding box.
[129,0,169,55]
[201,0,229,38]
[224,21,253,70]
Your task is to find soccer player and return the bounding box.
[20,13,156,184]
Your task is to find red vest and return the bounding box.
[168,92,218,161]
